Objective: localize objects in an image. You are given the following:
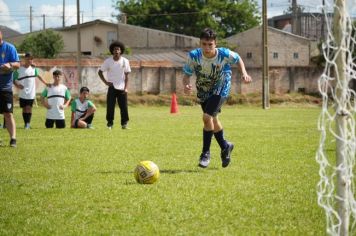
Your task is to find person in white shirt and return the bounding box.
[70,86,96,129]
[40,70,71,128]
[13,52,49,129]
[98,41,131,130]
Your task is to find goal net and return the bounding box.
[316,0,356,235]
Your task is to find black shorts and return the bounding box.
[19,98,34,108]
[200,95,226,117]
[45,119,66,128]
[0,91,14,113]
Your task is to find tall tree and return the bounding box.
[18,30,64,58]
[115,0,260,38]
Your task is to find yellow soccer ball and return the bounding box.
[134,161,160,184]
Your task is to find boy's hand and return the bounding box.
[242,74,252,83]
[184,84,192,95]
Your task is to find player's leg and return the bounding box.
[106,86,116,128]
[117,90,129,129]
[45,119,55,128]
[20,98,34,129]
[1,91,16,147]
[55,119,65,129]
[213,117,233,168]
[198,95,226,168]
[83,112,95,128]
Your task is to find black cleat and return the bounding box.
[221,142,234,168]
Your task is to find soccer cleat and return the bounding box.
[107,122,113,130]
[198,151,211,168]
[24,123,31,129]
[122,124,130,129]
[221,142,234,168]
[10,139,17,148]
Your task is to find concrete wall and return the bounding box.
[226,26,311,68]
[14,58,322,97]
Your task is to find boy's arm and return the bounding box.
[237,59,252,83]
[124,73,129,92]
[71,111,75,128]
[183,74,192,95]
[37,74,50,87]
[98,70,113,87]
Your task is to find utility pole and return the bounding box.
[42,14,45,30]
[292,0,298,35]
[262,0,270,109]
[76,0,82,89]
[63,0,65,27]
[321,0,325,40]
[29,6,33,32]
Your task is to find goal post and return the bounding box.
[316,0,356,235]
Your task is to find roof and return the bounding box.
[0,25,21,39]
[225,26,312,42]
[56,19,198,41]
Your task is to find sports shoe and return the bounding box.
[221,142,234,168]
[24,123,31,129]
[10,139,17,148]
[122,124,130,129]
[107,122,113,130]
[198,151,211,168]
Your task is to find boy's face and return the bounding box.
[53,74,61,83]
[200,38,216,57]
[24,57,32,66]
[80,91,89,99]
[112,47,121,57]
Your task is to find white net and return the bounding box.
[316,0,356,235]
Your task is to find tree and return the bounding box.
[18,30,64,58]
[115,0,260,38]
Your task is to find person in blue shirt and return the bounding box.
[183,28,252,168]
[0,30,20,147]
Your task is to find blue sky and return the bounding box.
[1,0,355,34]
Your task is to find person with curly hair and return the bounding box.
[98,41,131,130]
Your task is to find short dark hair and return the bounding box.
[24,52,33,58]
[80,86,90,93]
[53,69,62,76]
[109,41,125,55]
[200,28,217,40]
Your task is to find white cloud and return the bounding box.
[0,0,21,32]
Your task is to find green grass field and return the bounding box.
[0,104,326,235]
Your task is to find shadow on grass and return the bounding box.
[160,168,218,174]
[95,168,218,175]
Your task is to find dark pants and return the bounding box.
[45,119,65,128]
[106,86,129,126]
[74,114,94,128]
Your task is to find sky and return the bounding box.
[1,0,355,34]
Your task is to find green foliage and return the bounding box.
[115,0,260,38]
[0,106,325,234]
[18,30,64,58]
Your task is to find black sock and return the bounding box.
[214,129,228,150]
[23,113,32,124]
[202,129,214,153]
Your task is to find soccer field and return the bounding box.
[0,105,326,235]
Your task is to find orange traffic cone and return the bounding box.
[170,93,179,114]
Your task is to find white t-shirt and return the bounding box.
[42,84,71,120]
[100,56,131,90]
[13,66,39,99]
